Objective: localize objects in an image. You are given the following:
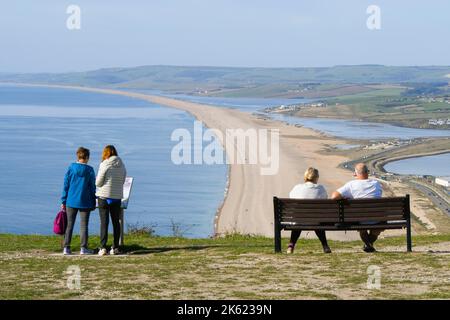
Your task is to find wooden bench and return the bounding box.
[273,195,412,253]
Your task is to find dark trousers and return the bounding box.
[64,207,91,249]
[289,230,329,248]
[359,229,382,246]
[98,198,121,249]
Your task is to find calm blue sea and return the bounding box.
[0,85,227,237]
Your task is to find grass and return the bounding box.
[292,85,450,129]
[0,233,449,299]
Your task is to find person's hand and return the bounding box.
[61,204,66,211]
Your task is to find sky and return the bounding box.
[1,0,450,73]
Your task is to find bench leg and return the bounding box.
[274,223,282,253]
[406,218,412,252]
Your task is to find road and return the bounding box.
[409,180,450,218]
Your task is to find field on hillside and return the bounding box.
[292,86,450,129]
[1,233,449,300]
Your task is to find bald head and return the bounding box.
[354,163,369,179]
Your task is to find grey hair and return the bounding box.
[355,163,369,175]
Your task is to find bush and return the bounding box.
[126,222,157,237]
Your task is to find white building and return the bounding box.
[435,177,450,188]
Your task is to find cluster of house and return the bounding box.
[428,119,450,126]
[419,97,450,104]
[363,140,409,151]
[266,101,327,113]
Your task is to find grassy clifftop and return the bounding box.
[0,233,449,299]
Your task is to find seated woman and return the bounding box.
[287,167,331,254]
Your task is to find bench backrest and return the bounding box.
[274,196,410,226]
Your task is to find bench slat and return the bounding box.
[343,210,405,216]
[343,203,405,210]
[282,224,406,230]
[281,208,340,214]
[281,202,338,206]
[282,218,340,223]
[282,209,405,216]
[279,199,338,205]
[278,197,406,203]
[344,217,405,222]
[341,197,406,203]
[344,206,405,213]
[282,214,340,219]
[345,223,406,229]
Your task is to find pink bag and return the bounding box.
[53,209,67,235]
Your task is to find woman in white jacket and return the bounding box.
[287,167,331,254]
[96,145,127,255]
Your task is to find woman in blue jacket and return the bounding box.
[61,147,96,255]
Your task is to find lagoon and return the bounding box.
[384,153,450,177]
[269,114,450,140]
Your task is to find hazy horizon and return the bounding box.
[3,63,450,76]
[1,0,450,73]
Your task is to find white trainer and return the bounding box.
[98,248,108,256]
[110,248,120,255]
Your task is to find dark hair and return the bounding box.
[76,147,90,160]
[102,145,118,161]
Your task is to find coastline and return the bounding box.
[8,83,360,239]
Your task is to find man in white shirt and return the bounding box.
[331,163,383,252]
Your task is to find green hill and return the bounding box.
[1,65,450,97]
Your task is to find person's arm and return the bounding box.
[121,163,127,185]
[90,167,97,195]
[331,191,343,200]
[332,182,351,200]
[376,181,383,198]
[61,167,71,209]
[96,163,106,188]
